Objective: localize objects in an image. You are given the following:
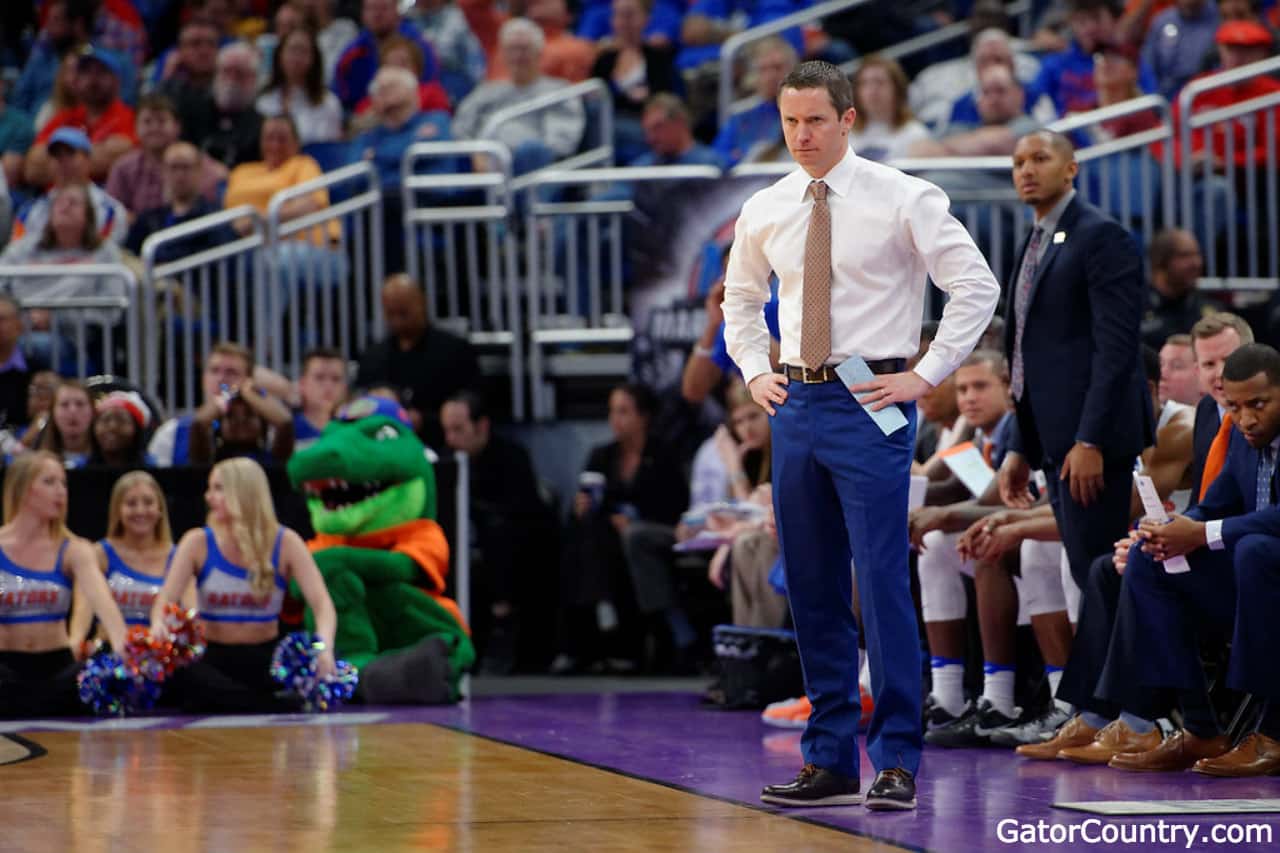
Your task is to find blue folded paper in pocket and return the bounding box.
[834,355,909,437]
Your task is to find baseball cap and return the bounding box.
[97,391,153,430]
[1216,20,1273,47]
[336,396,414,429]
[47,126,92,154]
[76,45,123,79]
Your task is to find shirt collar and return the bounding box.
[0,347,25,373]
[797,144,857,200]
[1035,187,1076,235]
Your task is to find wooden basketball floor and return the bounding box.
[4,722,894,853]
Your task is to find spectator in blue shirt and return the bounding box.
[712,36,797,168]
[0,84,35,196]
[10,0,93,115]
[1142,0,1221,99]
[577,0,685,45]
[1033,0,1158,116]
[334,0,441,111]
[629,94,725,168]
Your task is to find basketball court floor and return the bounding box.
[4,684,1279,852]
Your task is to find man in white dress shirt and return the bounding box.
[722,61,1000,811]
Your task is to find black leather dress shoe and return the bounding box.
[760,763,861,807]
[864,767,916,811]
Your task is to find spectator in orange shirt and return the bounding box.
[25,46,138,187]
[488,0,597,82]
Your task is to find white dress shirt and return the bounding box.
[1205,433,1280,550]
[722,145,1000,388]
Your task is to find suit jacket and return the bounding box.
[1186,395,1220,510]
[1187,429,1280,548]
[1005,197,1154,467]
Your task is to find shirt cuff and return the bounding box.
[1205,519,1225,551]
[738,354,775,389]
[911,349,951,389]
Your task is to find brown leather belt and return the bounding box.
[780,359,906,384]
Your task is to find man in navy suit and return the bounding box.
[1094,343,1280,774]
[1017,313,1255,762]
[992,130,1152,737]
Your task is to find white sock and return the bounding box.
[930,657,965,716]
[1046,666,1073,714]
[982,663,1016,717]
[858,647,871,695]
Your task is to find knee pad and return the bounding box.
[918,530,969,623]
[1018,540,1068,618]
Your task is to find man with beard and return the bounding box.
[195,42,265,169]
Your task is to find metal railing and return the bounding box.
[718,0,870,124]
[522,164,723,419]
[0,263,143,381]
[1177,55,1280,279]
[484,78,615,193]
[401,140,525,420]
[719,0,1031,126]
[1048,94,1175,243]
[265,160,384,373]
[452,448,471,698]
[141,206,267,414]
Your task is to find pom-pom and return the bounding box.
[76,653,160,717]
[270,632,359,712]
[161,604,206,666]
[120,605,204,682]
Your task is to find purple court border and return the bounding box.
[6,692,1280,851]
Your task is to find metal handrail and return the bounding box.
[1177,55,1280,237]
[718,0,871,123]
[0,263,142,383]
[482,78,614,191]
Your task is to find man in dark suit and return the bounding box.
[1018,314,1254,762]
[1094,343,1280,774]
[995,129,1152,743]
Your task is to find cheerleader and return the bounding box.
[68,471,187,654]
[153,457,337,712]
[0,451,127,718]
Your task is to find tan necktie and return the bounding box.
[801,180,831,369]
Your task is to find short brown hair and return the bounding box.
[779,60,854,117]
[1163,333,1193,349]
[1191,312,1253,346]
[209,341,255,374]
[960,348,1010,382]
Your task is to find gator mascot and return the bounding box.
[286,396,474,703]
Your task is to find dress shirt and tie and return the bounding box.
[722,144,999,782]
[723,145,1001,387]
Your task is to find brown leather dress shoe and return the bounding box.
[1016,714,1098,760]
[1058,720,1161,765]
[1193,733,1280,777]
[1109,729,1231,772]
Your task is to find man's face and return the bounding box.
[1068,7,1116,53]
[1195,328,1243,406]
[641,108,683,156]
[362,0,400,36]
[1012,134,1078,208]
[381,287,426,341]
[214,53,258,111]
[976,69,1023,126]
[202,352,250,401]
[780,85,854,176]
[299,357,349,412]
[221,397,263,445]
[954,362,1010,431]
[0,302,21,349]
[49,145,91,185]
[75,60,118,109]
[138,108,180,155]
[753,47,793,101]
[1220,43,1270,71]
[440,401,487,455]
[1163,232,1204,295]
[178,25,220,76]
[1159,342,1201,405]
[500,32,542,84]
[1223,372,1280,449]
[972,37,1014,74]
[163,146,203,202]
